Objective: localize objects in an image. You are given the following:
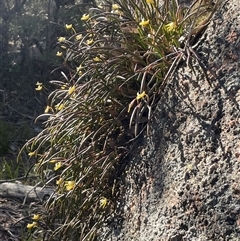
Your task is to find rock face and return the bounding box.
[101,1,240,240]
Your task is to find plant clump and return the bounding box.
[21,0,221,240]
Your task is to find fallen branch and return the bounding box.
[0,182,54,203]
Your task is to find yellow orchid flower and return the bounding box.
[77,71,83,76]
[55,103,64,111]
[58,37,66,42]
[165,21,177,32]
[56,51,63,57]
[32,214,40,220]
[76,65,82,72]
[49,159,57,163]
[27,222,37,229]
[136,91,147,100]
[93,56,101,62]
[66,24,76,33]
[28,151,35,157]
[65,24,72,30]
[35,82,43,91]
[114,9,123,16]
[146,0,154,4]
[61,84,67,90]
[100,197,108,208]
[35,85,42,91]
[44,105,52,113]
[68,85,76,95]
[56,178,63,185]
[75,34,82,40]
[65,181,75,191]
[54,162,62,171]
[139,19,150,27]
[112,4,120,10]
[87,39,94,45]
[76,65,83,76]
[81,14,90,21]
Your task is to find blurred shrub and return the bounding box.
[0,121,10,156]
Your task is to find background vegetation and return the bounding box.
[0,0,95,178]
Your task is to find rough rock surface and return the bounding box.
[101,1,240,240]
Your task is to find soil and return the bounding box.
[0,198,27,241]
[100,1,240,240]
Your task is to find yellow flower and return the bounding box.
[65,181,75,191]
[114,9,123,16]
[87,39,94,45]
[165,21,177,32]
[35,85,42,91]
[100,197,108,208]
[77,71,83,76]
[56,51,63,57]
[55,103,64,111]
[81,14,90,21]
[139,19,150,27]
[146,0,154,4]
[49,159,57,163]
[112,4,120,10]
[65,24,72,30]
[44,105,52,113]
[35,82,43,91]
[61,84,67,90]
[61,45,67,49]
[32,214,40,220]
[75,34,82,40]
[65,24,76,33]
[58,37,66,42]
[76,65,82,72]
[68,85,76,95]
[136,91,147,100]
[27,222,37,229]
[56,178,63,185]
[93,56,101,62]
[76,65,83,76]
[54,162,62,171]
[28,151,35,157]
